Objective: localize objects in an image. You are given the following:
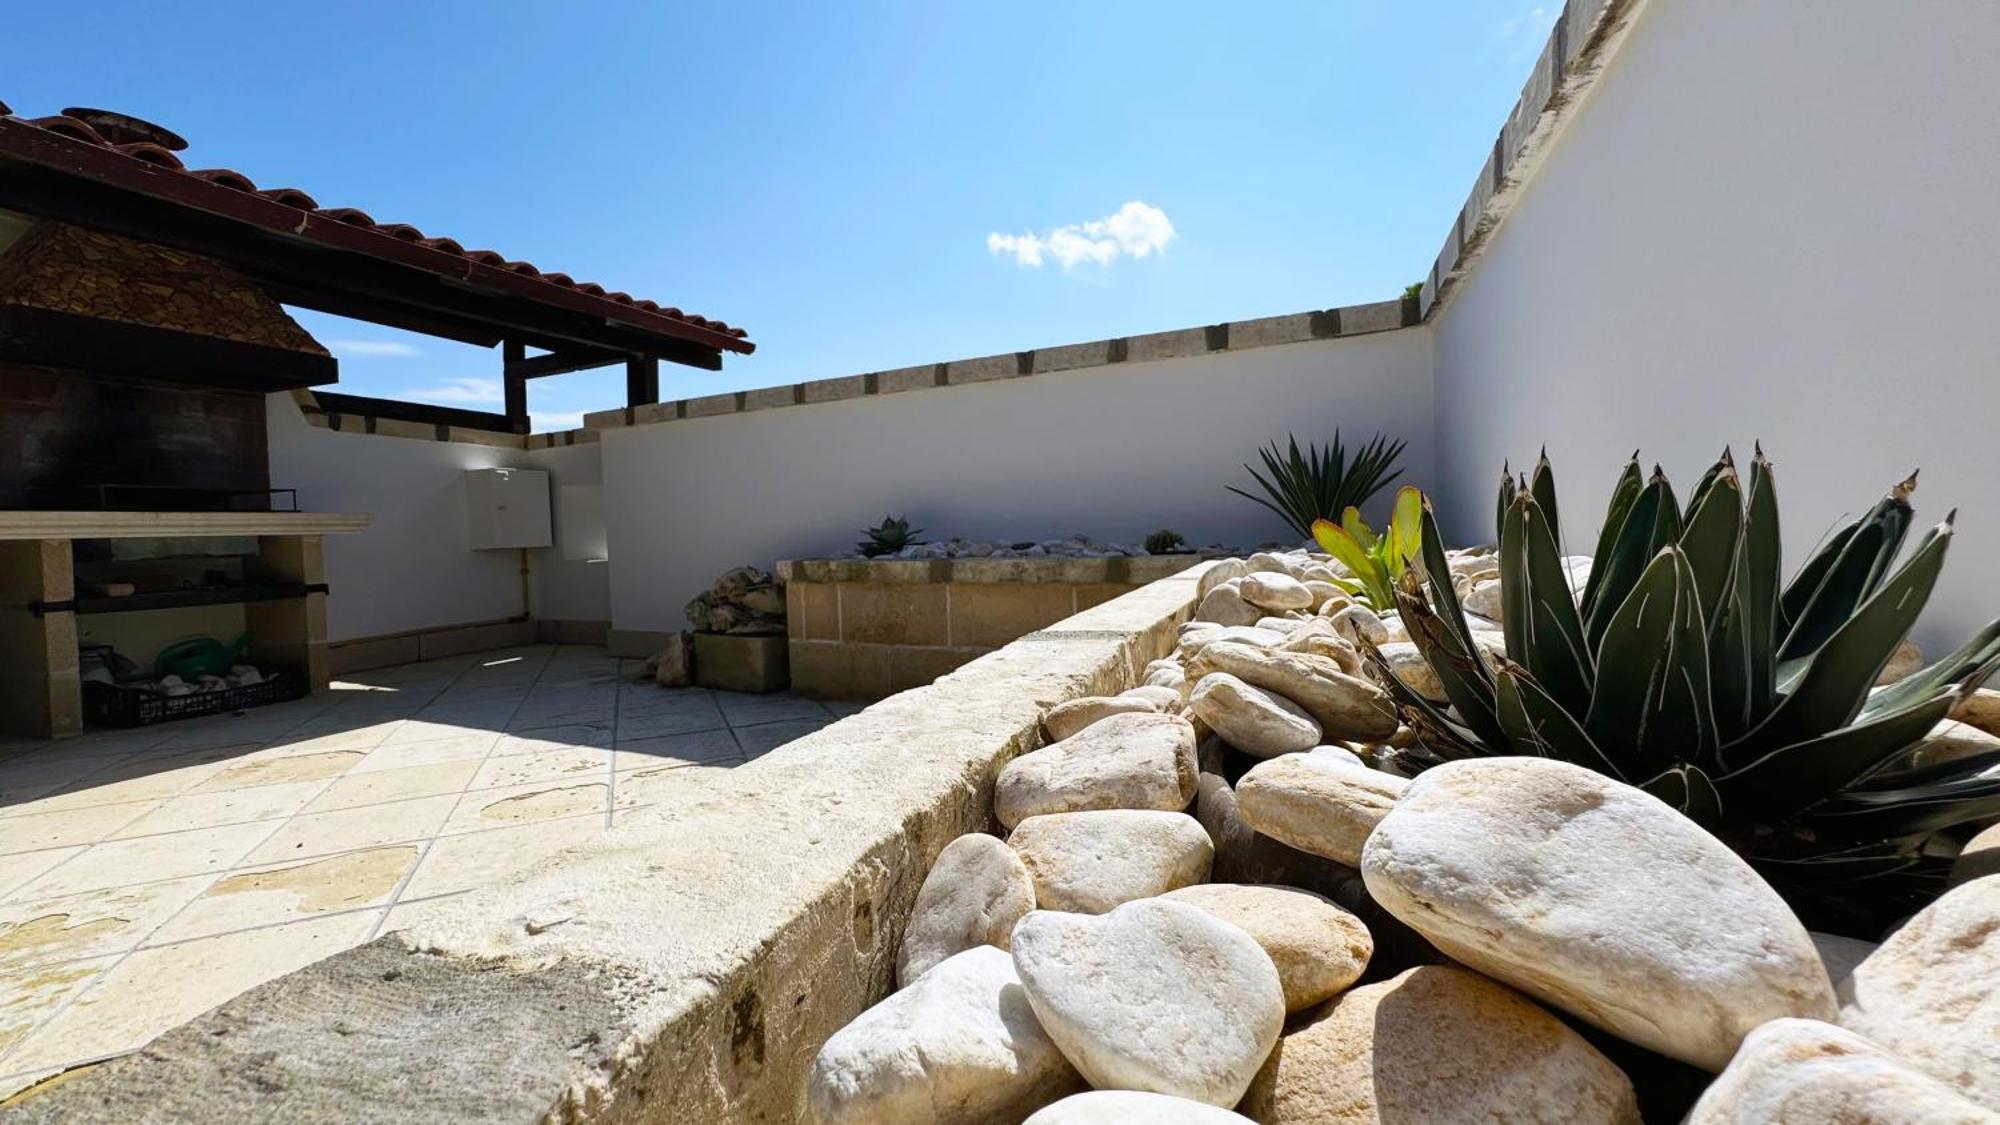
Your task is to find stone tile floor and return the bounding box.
[0,644,854,1098]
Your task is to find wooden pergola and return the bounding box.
[0,106,753,433]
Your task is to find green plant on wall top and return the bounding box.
[1311,486,1423,610]
[1144,528,1188,554]
[857,515,924,558]
[1376,447,2000,934]
[1228,431,1406,541]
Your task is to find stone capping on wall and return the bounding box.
[581,298,1419,433]
[286,389,601,450]
[1414,0,1647,321]
[5,564,1211,1123]
[776,552,1221,587]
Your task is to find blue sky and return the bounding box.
[7,1,1558,430]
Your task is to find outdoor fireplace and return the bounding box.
[0,127,363,738]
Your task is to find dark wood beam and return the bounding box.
[0,306,335,392]
[502,341,528,434]
[502,346,626,380]
[312,391,515,434]
[626,355,660,407]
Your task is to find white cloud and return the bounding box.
[532,410,587,432]
[327,338,422,359]
[987,201,1176,270]
[403,376,502,405]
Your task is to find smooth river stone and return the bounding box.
[1007,809,1212,914]
[808,946,1084,1124]
[1012,898,1284,1107]
[1025,1090,1254,1124]
[1188,672,1320,758]
[1240,571,1315,611]
[1188,640,1398,741]
[896,833,1037,988]
[1952,822,2000,887]
[1042,694,1160,741]
[1160,883,1372,1011]
[995,712,1198,829]
[1121,684,1184,711]
[1361,757,1836,1071]
[1193,583,1261,627]
[1236,754,1407,867]
[1240,966,1639,1124]
[1839,875,2000,1111]
[1687,1018,1999,1125]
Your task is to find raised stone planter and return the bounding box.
[692,632,789,693]
[778,555,1212,701]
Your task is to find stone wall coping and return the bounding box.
[581,300,1420,434]
[9,565,1213,1122]
[776,553,1222,586]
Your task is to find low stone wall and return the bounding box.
[778,554,1213,700]
[2,564,1210,1123]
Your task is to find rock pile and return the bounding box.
[805,547,2000,1123]
[682,564,786,635]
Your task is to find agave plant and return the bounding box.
[857,515,924,558]
[1228,431,1406,541]
[1311,485,1423,610]
[1376,447,2000,934]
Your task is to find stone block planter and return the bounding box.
[693,632,790,693]
[777,554,1210,701]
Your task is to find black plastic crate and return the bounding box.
[82,668,307,728]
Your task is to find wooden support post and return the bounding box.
[626,355,660,407]
[0,539,80,738]
[502,340,529,434]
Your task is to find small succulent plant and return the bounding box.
[1377,447,2000,934]
[1144,528,1188,554]
[1310,486,1423,611]
[857,515,924,558]
[1228,431,1407,542]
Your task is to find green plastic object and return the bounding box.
[153,633,250,681]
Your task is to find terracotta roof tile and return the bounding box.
[0,102,751,345]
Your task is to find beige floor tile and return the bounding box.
[0,1066,64,1103]
[18,820,282,899]
[0,954,113,1061]
[469,748,610,792]
[613,728,741,770]
[0,803,156,856]
[147,845,419,945]
[375,891,469,936]
[108,780,328,840]
[0,755,125,812]
[440,781,608,835]
[346,734,498,774]
[400,816,606,899]
[18,752,235,815]
[242,794,457,866]
[254,722,402,757]
[0,876,213,972]
[3,911,380,1074]
[491,725,615,754]
[0,848,83,903]
[382,719,504,747]
[190,750,365,794]
[300,761,480,814]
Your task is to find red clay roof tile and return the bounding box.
[0,103,751,345]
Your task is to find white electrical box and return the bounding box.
[464,468,553,550]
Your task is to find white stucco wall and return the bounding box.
[266,397,534,641]
[1432,0,2000,650]
[526,440,613,624]
[600,330,1434,633]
